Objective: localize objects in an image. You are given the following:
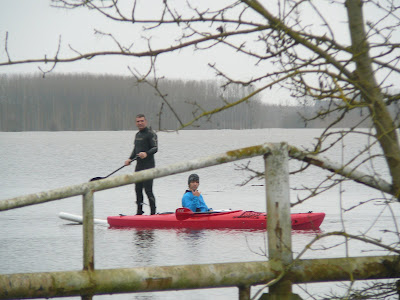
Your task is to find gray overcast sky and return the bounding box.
[1,0,285,102]
[0,0,259,80]
[1,1,399,104]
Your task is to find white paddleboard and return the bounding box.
[59,212,108,225]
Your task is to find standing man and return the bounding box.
[125,114,158,215]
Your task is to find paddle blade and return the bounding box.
[175,207,194,220]
[89,177,104,182]
[89,163,129,182]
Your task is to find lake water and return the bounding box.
[1,129,399,299]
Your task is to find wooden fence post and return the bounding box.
[238,285,251,300]
[262,143,302,300]
[82,190,94,300]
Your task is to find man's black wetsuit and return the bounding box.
[129,127,158,215]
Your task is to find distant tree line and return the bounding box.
[0,74,394,131]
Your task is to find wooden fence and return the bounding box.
[0,142,399,300]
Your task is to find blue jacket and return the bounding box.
[182,190,209,212]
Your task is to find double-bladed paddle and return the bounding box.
[90,157,137,182]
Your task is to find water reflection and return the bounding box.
[129,229,157,265]
[176,228,205,239]
[133,229,155,246]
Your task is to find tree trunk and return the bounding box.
[346,0,400,199]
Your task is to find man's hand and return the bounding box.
[192,190,201,197]
[137,152,148,159]
[124,159,132,166]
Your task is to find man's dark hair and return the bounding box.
[136,113,146,119]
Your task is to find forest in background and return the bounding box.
[0,73,391,131]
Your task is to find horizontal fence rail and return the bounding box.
[0,143,273,212]
[0,256,399,299]
[0,143,394,212]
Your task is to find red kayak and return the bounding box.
[107,208,325,230]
